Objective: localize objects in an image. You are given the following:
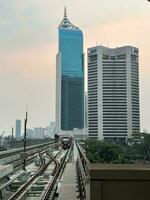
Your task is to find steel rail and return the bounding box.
[49,155,60,176]
[3,144,56,168]
[8,150,62,200]
[40,148,71,200]
[0,141,55,159]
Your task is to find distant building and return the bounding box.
[49,121,56,138]
[33,127,45,139]
[59,128,88,140]
[88,46,140,140]
[27,129,33,138]
[15,119,21,139]
[44,126,50,138]
[56,7,84,133]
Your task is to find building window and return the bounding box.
[89,54,97,62]
[117,54,126,60]
[103,54,110,60]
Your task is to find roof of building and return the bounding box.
[59,7,79,30]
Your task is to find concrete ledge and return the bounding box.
[89,164,150,200]
[90,164,150,180]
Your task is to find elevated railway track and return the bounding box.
[40,148,71,200]
[0,142,71,200]
[1,140,150,200]
[0,141,55,159]
[7,149,65,200]
[0,141,56,166]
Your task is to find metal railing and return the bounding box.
[76,141,90,200]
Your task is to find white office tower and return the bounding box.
[88,46,140,140]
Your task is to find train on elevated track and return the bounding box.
[59,134,73,150]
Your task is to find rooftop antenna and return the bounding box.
[64,6,67,18]
[59,5,78,29]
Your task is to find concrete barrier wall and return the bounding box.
[89,164,150,200]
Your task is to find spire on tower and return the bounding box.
[59,7,78,29]
[64,6,67,18]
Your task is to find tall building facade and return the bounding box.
[49,121,56,138]
[88,46,140,140]
[56,8,84,132]
[15,119,21,139]
[33,127,45,139]
[27,129,33,138]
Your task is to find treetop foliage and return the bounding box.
[82,133,150,164]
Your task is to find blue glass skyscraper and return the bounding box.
[56,8,84,131]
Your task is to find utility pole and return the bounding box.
[23,111,28,171]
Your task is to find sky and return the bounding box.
[0,0,150,135]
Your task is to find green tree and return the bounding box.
[84,140,129,164]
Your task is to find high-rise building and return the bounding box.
[27,129,33,138]
[88,46,140,140]
[33,127,45,139]
[49,121,56,138]
[15,119,21,139]
[56,8,84,132]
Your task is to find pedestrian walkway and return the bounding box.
[58,141,78,200]
[58,162,77,200]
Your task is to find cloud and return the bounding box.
[0,0,149,50]
[0,42,57,133]
[0,0,150,134]
[0,0,58,50]
[0,42,57,80]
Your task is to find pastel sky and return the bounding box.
[0,0,150,135]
